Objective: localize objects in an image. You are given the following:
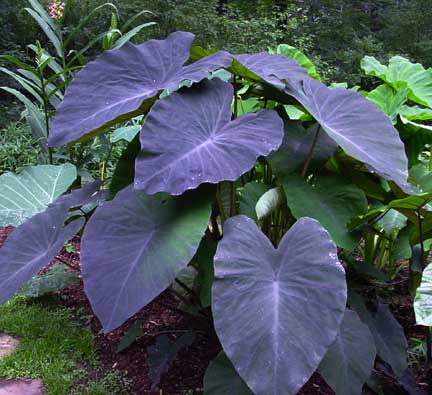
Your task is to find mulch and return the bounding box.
[0,226,430,394]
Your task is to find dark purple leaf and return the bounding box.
[268,121,338,176]
[81,186,212,332]
[283,77,411,191]
[134,78,284,195]
[0,181,102,304]
[0,205,84,304]
[349,293,408,377]
[319,309,376,395]
[212,215,347,395]
[148,332,195,388]
[48,32,231,146]
[232,52,308,88]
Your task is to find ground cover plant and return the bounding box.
[1,30,432,394]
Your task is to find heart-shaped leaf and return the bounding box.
[48,32,231,146]
[319,309,376,395]
[0,163,76,226]
[203,352,253,395]
[282,175,368,250]
[283,77,410,192]
[81,186,212,332]
[212,215,347,395]
[134,78,284,195]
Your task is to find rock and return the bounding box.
[0,379,45,395]
[0,335,19,358]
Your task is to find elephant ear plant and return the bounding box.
[0,32,414,394]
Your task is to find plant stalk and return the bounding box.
[301,125,321,178]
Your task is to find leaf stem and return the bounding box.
[301,125,321,178]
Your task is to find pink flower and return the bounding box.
[48,1,65,20]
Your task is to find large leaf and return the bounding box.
[0,206,84,304]
[232,52,307,88]
[0,182,101,305]
[203,352,253,395]
[319,309,376,395]
[81,186,212,332]
[134,78,284,195]
[414,263,432,326]
[48,32,231,146]
[212,215,347,395]
[270,44,319,80]
[367,84,408,124]
[362,56,432,108]
[282,175,368,250]
[283,77,410,192]
[268,121,338,177]
[349,294,408,377]
[0,164,77,227]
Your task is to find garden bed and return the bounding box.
[0,226,430,394]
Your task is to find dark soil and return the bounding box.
[0,226,431,394]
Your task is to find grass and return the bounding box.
[0,295,130,394]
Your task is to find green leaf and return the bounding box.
[24,8,63,58]
[192,237,217,307]
[271,44,320,79]
[255,187,283,220]
[400,105,432,121]
[203,352,253,395]
[378,209,407,233]
[238,182,268,221]
[23,264,79,298]
[283,175,368,249]
[414,264,432,326]
[362,56,432,108]
[109,137,140,198]
[0,164,77,226]
[110,125,141,143]
[367,84,407,124]
[116,320,144,352]
[113,22,157,49]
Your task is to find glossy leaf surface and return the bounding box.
[283,77,410,191]
[134,78,284,195]
[49,32,231,146]
[81,186,212,332]
[212,215,347,395]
